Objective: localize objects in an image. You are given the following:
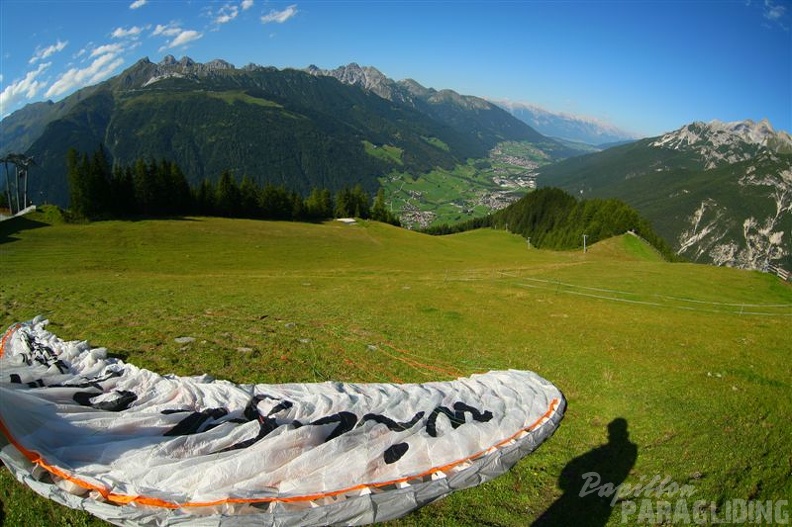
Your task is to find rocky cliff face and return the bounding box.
[657,122,792,270]
[675,151,791,269]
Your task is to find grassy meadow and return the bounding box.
[1,209,790,526]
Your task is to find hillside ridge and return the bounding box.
[536,120,792,270]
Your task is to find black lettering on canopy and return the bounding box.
[199,397,496,455]
[310,411,358,442]
[362,411,425,432]
[217,398,296,453]
[12,370,122,390]
[23,333,69,373]
[63,370,123,390]
[217,421,277,452]
[163,408,228,436]
[425,401,494,437]
[73,390,138,412]
[235,394,293,422]
[9,374,44,388]
[384,442,409,464]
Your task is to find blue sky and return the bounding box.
[1,1,790,137]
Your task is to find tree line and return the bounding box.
[425,187,677,260]
[66,146,400,225]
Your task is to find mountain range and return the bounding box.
[2,56,789,273]
[0,56,574,208]
[491,100,638,147]
[536,119,792,270]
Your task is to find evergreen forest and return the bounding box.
[66,146,400,225]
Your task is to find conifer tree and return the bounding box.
[239,176,260,218]
[260,184,293,220]
[166,161,192,215]
[290,190,305,220]
[371,187,400,225]
[194,179,216,216]
[66,148,87,217]
[133,159,154,215]
[350,184,371,219]
[215,170,239,217]
[305,187,334,220]
[334,187,354,218]
[111,165,136,216]
[88,145,112,217]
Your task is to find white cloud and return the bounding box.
[129,0,147,9]
[152,23,203,49]
[29,40,68,64]
[91,43,125,57]
[213,1,253,25]
[112,26,144,39]
[761,0,789,29]
[261,4,298,24]
[153,23,183,37]
[162,30,203,50]
[764,0,787,20]
[45,53,124,99]
[0,63,50,115]
[215,5,239,24]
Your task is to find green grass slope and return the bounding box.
[1,212,790,526]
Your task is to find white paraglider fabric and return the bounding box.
[0,318,565,526]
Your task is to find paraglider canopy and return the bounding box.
[0,318,565,526]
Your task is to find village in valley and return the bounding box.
[385,142,542,229]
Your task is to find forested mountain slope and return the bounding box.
[1,57,568,208]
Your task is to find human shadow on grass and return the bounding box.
[532,418,638,527]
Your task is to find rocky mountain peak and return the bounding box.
[707,118,791,148]
[141,56,238,87]
[204,59,234,71]
[650,118,792,169]
[305,63,501,114]
[309,63,384,87]
[159,55,178,67]
[653,119,790,151]
[397,78,435,99]
[305,63,400,101]
[154,55,235,73]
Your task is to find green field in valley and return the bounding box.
[1,209,791,526]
